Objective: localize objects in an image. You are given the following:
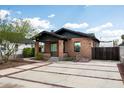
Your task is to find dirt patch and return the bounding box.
[0,60,35,70]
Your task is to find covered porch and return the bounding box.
[34,31,68,59]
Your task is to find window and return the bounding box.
[40,42,45,52]
[74,42,81,52]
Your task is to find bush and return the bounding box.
[35,53,43,60]
[31,48,35,57]
[23,48,33,57]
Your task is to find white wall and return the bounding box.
[99,42,113,47]
[16,44,32,55]
[120,46,124,63]
[0,44,33,60]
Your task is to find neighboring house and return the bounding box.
[99,41,113,47]
[33,28,100,59]
[0,39,34,60]
[15,39,34,57]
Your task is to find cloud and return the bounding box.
[16,11,22,15]
[13,17,54,38]
[86,22,124,45]
[0,9,11,20]
[99,29,124,41]
[63,22,89,29]
[23,17,53,31]
[87,22,113,33]
[48,14,55,18]
[99,29,124,45]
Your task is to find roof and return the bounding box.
[32,31,68,40]
[32,28,100,43]
[55,28,100,42]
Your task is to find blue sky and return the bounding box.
[0,5,124,44]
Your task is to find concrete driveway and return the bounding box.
[0,60,123,88]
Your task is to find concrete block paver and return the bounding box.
[0,77,55,88]
[58,75,124,88]
[58,61,119,66]
[0,68,23,75]
[33,66,122,80]
[50,63,119,72]
[14,64,40,70]
[9,69,124,88]
[9,70,71,84]
[31,62,50,66]
[0,60,123,88]
[14,62,51,70]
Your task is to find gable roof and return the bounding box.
[32,31,68,40]
[32,28,100,43]
[55,28,100,42]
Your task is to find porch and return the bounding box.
[34,31,68,59]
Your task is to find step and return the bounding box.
[48,57,59,62]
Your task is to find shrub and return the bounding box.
[35,53,43,60]
[23,48,33,57]
[31,47,41,57]
[31,48,35,57]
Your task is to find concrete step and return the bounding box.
[48,57,59,62]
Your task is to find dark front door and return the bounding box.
[50,43,57,56]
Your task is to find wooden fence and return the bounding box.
[92,47,120,60]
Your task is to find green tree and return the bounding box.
[121,35,124,42]
[113,39,119,47]
[0,19,31,63]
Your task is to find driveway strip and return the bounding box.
[0,61,123,88]
[47,66,119,73]
[0,62,52,78]
[57,62,117,67]
[6,76,72,88]
[4,62,52,76]
[31,69,122,81]
[0,62,72,88]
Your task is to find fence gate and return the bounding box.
[92,47,120,60]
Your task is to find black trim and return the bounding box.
[32,28,100,43]
[55,28,100,43]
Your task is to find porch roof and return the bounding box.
[32,31,68,42]
[31,28,100,43]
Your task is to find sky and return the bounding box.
[0,5,124,45]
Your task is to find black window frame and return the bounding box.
[74,41,81,52]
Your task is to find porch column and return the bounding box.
[58,40,64,58]
[44,41,50,53]
[35,41,39,56]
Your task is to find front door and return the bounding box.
[50,43,57,56]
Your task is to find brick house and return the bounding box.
[33,28,100,60]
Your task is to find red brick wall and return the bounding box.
[65,38,93,59]
[44,42,50,53]
[35,41,39,55]
[64,41,68,53]
[58,40,64,57]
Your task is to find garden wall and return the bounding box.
[120,46,124,63]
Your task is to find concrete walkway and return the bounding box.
[0,60,123,88]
